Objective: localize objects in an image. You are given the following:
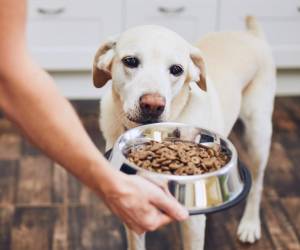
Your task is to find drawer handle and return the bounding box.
[158,6,185,14]
[37,7,65,15]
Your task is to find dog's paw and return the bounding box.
[237,217,261,243]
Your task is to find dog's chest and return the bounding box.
[173,91,225,136]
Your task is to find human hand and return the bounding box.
[101,173,189,234]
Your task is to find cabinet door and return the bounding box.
[125,0,217,43]
[219,0,300,68]
[27,0,122,70]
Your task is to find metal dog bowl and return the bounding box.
[106,122,251,215]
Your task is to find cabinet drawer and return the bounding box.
[125,0,217,42]
[28,0,108,19]
[219,0,300,68]
[27,0,122,70]
[220,0,300,18]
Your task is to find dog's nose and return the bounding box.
[139,93,166,118]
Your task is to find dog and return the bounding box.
[93,16,276,250]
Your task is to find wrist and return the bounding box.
[91,156,128,197]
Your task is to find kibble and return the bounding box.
[126,140,230,175]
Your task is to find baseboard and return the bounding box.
[49,71,107,99]
[276,69,300,96]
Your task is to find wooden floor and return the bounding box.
[0,97,299,250]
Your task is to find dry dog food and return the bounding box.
[126,140,230,175]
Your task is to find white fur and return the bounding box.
[94,16,276,249]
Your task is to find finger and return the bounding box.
[143,210,173,231]
[120,207,152,235]
[156,213,173,227]
[151,192,189,221]
[108,205,146,235]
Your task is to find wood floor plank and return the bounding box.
[0,134,21,160]
[11,207,58,250]
[53,164,68,204]
[273,100,298,133]
[0,207,14,250]
[284,143,300,185]
[16,156,53,204]
[78,185,102,206]
[225,202,274,250]
[52,207,68,250]
[68,205,124,250]
[280,197,300,239]
[147,223,182,250]
[262,199,300,250]
[67,173,104,206]
[205,213,236,250]
[0,161,18,205]
[265,142,299,197]
[277,97,300,123]
[67,175,81,205]
[21,139,42,156]
[0,119,18,134]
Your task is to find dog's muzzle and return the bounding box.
[138,93,166,123]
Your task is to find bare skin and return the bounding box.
[0,0,188,234]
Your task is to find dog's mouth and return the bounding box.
[127,115,162,125]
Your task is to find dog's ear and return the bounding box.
[189,47,207,91]
[93,36,118,88]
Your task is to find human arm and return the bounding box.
[0,0,188,234]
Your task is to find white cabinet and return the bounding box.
[124,0,217,43]
[219,0,300,68]
[27,0,300,71]
[27,0,123,70]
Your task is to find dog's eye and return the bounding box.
[122,56,140,68]
[169,64,184,76]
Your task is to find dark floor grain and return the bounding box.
[0,97,299,250]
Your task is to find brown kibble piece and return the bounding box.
[142,160,151,168]
[150,143,164,151]
[208,148,215,156]
[191,156,201,164]
[161,159,172,165]
[186,166,195,175]
[194,168,203,174]
[180,156,190,163]
[187,150,197,157]
[169,162,181,170]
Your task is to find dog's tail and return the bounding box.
[245,15,265,39]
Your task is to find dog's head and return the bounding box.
[93,25,207,126]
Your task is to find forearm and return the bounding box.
[0,55,120,195]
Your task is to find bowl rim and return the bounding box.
[113,122,238,181]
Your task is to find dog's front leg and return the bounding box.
[180,215,206,250]
[237,115,272,243]
[125,225,146,250]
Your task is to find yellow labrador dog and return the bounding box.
[93,16,276,250]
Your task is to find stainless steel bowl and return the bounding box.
[107,122,251,215]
